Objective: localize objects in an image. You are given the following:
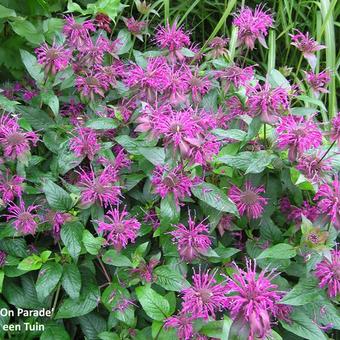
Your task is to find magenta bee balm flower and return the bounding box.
[315,249,340,298]
[35,42,71,75]
[69,127,100,160]
[229,181,268,219]
[330,112,340,147]
[63,15,95,48]
[233,5,273,50]
[170,215,212,261]
[314,179,340,229]
[77,167,121,208]
[151,164,195,205]
[181,269,228,319]
[97,206,140,251]
[5,200,40,235]
[164,313,197,340]
[276,115,322,162]
[290,30,325,70]
[0,170,24,205]
[225,259,292,340]
[0,114,38,160]
[305,70,331,96]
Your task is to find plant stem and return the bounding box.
[97,256,112,283]
[52,283,61,318]
[318,140,336,163]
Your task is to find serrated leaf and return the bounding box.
[102,249,132,267]
[136,285,170,321]
[138,147,165,165]
[212,128,247,141]
[18,255,42,271]
[20,50,44,83]
[0,4,16,18]
[86,118,118,130]
[60,221,84,262]
[40,324,71,340]
[36,262,63,302]
[62,263,81,299]
[191,182,238,215]
[42,179,74,211]
[257,243,296,260]
[160,193,180,226]
[154,265,190,291]
[82,230,104,255]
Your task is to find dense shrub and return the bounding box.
[0,0,339,339]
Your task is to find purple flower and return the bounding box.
[315,249,340,298]
[78,36,110,66]
[288,200,319,225]
[181,269,228,319]
[75,71,109,100]
[125,57,170,102]
[189,68,211,103]
[151,164,194,205]
[63,15,95,48]
[97,206,140,251]
[170,215,212,261]
[296,153,332,183]
[276,115,322,162]
[60,99,85,125]
[0,114,38,160]
[77,167,121,208]
[247,82,290,124]
[95,13,112,33]
[217,214,233,237]
[164,313,197,340]
[143,209,160,230]
[35,42,71,75]
[225,259,292,340]
[290,30,325,70]
[124,17,147,39]
[305,70,331,96]
[69,127,100,160]
[233,5,273,50]
[46,210,72,242]
[330,112,340,146]
[0,170,24,205]
[0,251,6,267]
[314,179,340,229]
[155,21,191,62]
[208,37,229,59]
[131,258,159,282]
[216,65,254,91]
[229,181,268,219]
[5,200,40,235]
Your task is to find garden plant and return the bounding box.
[0,0,339,339]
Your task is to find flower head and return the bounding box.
[208,37,229,59]
[247,82,290,124]
[225,259,292,339]
[77,167,121,208]
[276,115,322,162]
[314,179,340,229]
[216,65,254,91]
[151,164,195,205]
[164,313,197,340]
[315,249,340,297]
[46,210,72,242]
[305,70,331,96]
[75,71,109,100]
[229,181,268,219]
[95,13,112,33]
[290,30,325,70]
[5,200,40,235]
[330,112,340,146]
[233,5,273,50]
[97,206,140,251]
[0,170,24,205]
[155,21,190,61]
[288,200,319,225]
[131,258,159,282]
[170,215,211,261]
[0,251,6,267]
[35,42,71,75]
[124,17,147,38]
[0,114,38,160]
[69,127,100,160]
[60,99,85,125]
[63,15,95,48]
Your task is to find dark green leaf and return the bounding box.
[60,221,84,262]
[36,262,63,301]
[62,263,81,299]
[154,265,190,291]
[42,179,74,211]
[102,249,132,267]
[257,243,296,260]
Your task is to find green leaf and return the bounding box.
[257,243,296,260]
[191,182,238,215]
[102,249,132,267]
[86,118,118,130]
[43,92,59,116]
[0,95,19,113]
[0,239,28,258]
[17,106,55,130]
[40,324,71,340]
[62,263,81,299]
[98,332,120,340]
[138,147,165,165]
[154,265,190,291]
[0,5,16,18]
[160,194,180,226]
[116,29,132,54]
[0,270,4,293]
[281,309,327,340]
[11,19,44,44]
[212,128,247,141]
[280,277,320,306]
[82,230,104,255]
[297,95,327,111]
[42,179,74,211]
[36,262,63,301]
[245,152,275,174]
[55,283,100,319]
[87,0,121,20]
[60,221,84,262]
[135,285,170,321]
[18,255,42,271]
[20,49,44,84]
[57,144,84,175]
[269,69,291,90]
